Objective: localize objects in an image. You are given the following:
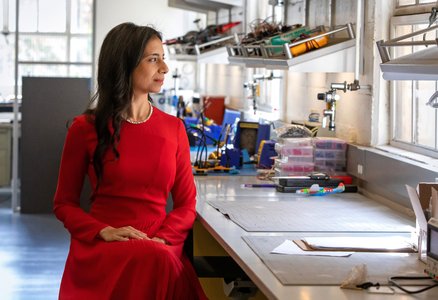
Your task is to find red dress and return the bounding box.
[54,108,207,300]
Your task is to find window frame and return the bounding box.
[395,1,437,15]
[389,12,438,158]
[2,0,94,97]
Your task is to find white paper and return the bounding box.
[406,184,428,231]
[271,239,353,257]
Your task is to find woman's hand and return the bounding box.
[99,226,149,242]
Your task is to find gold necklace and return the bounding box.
[126,104,154,124]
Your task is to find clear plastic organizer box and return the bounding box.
[274,165,315,176]
[275,155,314,164]
[275,159,315,176]
[314,159,346,172]
[314,137,347,150]
[277,137,313,147]
[314,149,346,160]
[276,145,314,157]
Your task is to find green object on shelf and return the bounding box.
[267,26,312,54]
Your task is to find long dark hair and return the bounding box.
[86,22,162,184]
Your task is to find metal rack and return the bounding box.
[166,35,239,62]
[226,23,356,70]
[377,24,438,80]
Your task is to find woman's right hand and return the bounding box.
[99,226,149,242]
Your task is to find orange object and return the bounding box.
[290,33,329,57]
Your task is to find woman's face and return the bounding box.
[132,36,168,95]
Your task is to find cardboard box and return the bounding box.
[417,182,438,210]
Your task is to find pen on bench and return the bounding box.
[241,183,277,188]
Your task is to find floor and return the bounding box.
[0,194,260,300]
[0,195,69,300]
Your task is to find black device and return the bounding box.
[276,184,357,193]
[276,173,340,187]
[275,172,357,193]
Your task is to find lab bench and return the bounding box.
[193,175,438,300]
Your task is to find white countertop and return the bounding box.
[195,175,438,300]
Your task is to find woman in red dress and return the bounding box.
[54,22,207,299]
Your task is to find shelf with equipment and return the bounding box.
[167,34,239,63]
[226,23,356,71]
[376,24,438,81]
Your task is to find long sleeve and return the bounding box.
[155,120,197,245]
[53,117,108,243]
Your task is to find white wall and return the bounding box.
[95,0,204,91]
[96,0,203,49]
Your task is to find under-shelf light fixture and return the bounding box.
[376,23,438,81]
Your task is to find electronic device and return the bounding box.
[276,184,357,193]
[233,121,270,156]
[219,148,240,168]
[257,140,276,169]
[234,121,258,156]
[426,217,438,280]
[276,177,342,188]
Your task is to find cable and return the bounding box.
[426,90,438,108]
[356,282,381,290]
[186,126,206,167]
[388,275,438,294]
[430,7,438,25]
[423,6,438,45]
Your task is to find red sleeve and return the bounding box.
[53,117,108,243]
[155,120,196,245]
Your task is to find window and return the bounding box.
[0,0,16,101]
[397,0,436,6]
[390,5,438,157]
[0,0,93,100]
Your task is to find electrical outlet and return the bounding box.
[357,164,363,175]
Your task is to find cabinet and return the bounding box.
[20,77,91,213]
[0,124,11,187]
